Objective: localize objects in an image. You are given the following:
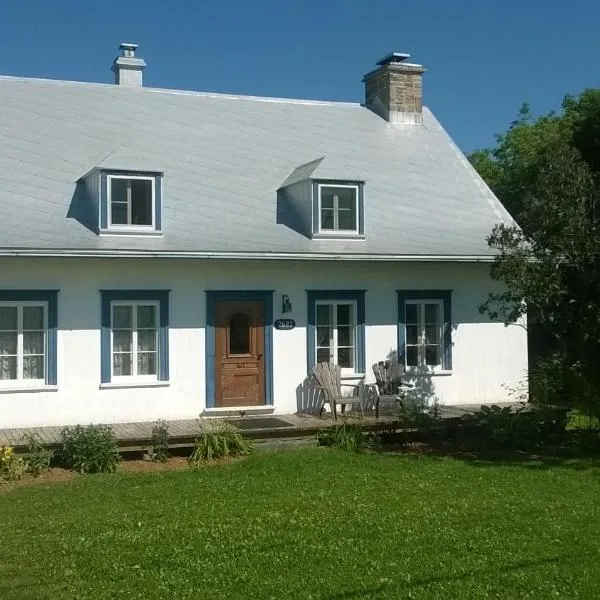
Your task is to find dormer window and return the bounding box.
[96,170,163,235]
[319,184,358,233]
[109,175,154,228]
[312,181,364,238]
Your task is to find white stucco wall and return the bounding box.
[0,258,528,428]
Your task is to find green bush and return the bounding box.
[188,421,253,466]
[23,433,52,477]
[150,420,170,462]
[58,424,121,474]
[316,422,364,451]
[0,446,26,481]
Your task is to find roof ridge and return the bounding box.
[0,74,362,107]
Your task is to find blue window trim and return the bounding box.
[311,180,365,237]
[100,290,170,383]
[397,290,452,371]
[99,170,163,232]
[306,290,366,374]
[0,290,58,385]
[205,291,274,408]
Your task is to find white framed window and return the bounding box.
[315,300,357,372]
[318,184,359,233]
[107,175,155,229]
[111,301,159,382]
[0,302,47,384]
[405,299,444,369]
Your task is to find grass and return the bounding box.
[1,449,600,599]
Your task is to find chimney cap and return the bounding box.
[376,52,411,66]
[119,42,139,57]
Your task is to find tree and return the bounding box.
[470,91,600,418]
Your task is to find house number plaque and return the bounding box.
[274,318,296,331]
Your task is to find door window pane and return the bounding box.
[337,304,352,325]
[316,304,332,325]
[229,312,250,355]
[316,348,331,363]
[315,301,357,371]
[337,347,353,369]
[316,326,331,347]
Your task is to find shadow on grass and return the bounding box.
[322,550,596,599]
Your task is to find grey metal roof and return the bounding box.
[0,75,513,258]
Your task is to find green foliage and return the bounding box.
[58,424,121,474]
[150,419,170,463]
[22,433,52,477]
[188,421,253,466]
[0,446,26,481]
[457,404,568,453]
[470,89,600,420]
[316,421,364,450]
[2,450,600,598]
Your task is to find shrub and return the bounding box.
[188,421,253,466]
[58,424,120,474]
[316,421,364,451]
[0,446,26,481]
[22,433,52,477]
[150,420,170,462]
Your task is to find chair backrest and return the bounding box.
[372,360,405,395]
[312,362,341,400]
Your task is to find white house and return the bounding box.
[0,44,527,429]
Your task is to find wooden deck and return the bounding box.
[0,403,517,453]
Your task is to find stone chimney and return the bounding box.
[112,43,146,87]
[363,52,425,124]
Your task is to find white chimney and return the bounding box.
[112,43,146,87]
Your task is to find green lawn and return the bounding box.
[1,449,600,599]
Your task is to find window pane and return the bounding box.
[337,326,354,347]
[229,312,250,355]
[137,305,156,329]
[337,304,353,325]
[425,325,440,344]
[0,307,17,330]
[113,305,133,329]
[406,325,419,345]
[0,332,17,355]
[425,345,441,366]
[138,352,157,376]
[111,202,128,225]
[405,303,420,324]
[337,347,354,369]
[316,304,332,326]
[138,329,157,352]
[23,331,44,355]
[425,303,440,324]
[113,330,132,353]
[321,194,334,209]
[316,326,331,347]
[130,179,153,225]
[0,356,17,380]
[111,178,128,204]
[337,208,356,231]
[320,209,334,230]
[23,306,44,330]
[23,355,44,380]
[406,346,419,367]
[113,353,132,376]
[316,348,331,363]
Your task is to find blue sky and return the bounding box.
[1,0,598,152]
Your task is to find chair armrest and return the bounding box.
[340,383,361,390]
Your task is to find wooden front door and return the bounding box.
[215,300,265,407]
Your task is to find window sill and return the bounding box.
[406,369,453,377]
[340,373,366,380]
[99,229,163,237]
[99,380,170,390]
[0,384,58,394]
[312,233,365,241]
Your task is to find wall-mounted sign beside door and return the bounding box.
[274,318,296,331]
